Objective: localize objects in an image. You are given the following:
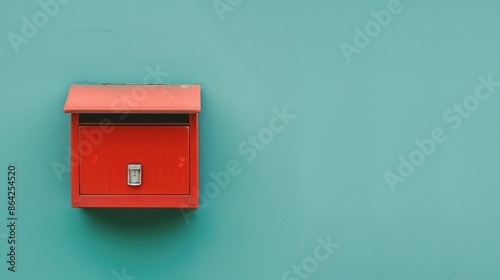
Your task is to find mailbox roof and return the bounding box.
[63,84,201,113]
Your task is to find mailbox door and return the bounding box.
[79,126,189,195]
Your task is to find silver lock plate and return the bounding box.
[128,163,142,186]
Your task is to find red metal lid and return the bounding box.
[63,84,201,113]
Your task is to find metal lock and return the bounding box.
[128,163,142,186]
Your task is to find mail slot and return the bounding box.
[63,84,200,208]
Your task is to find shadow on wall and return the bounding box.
[75,208,199,277]
[80,208,194,239]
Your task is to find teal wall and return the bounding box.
[1,0,500,279]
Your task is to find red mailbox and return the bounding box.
[63,84,200,208]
